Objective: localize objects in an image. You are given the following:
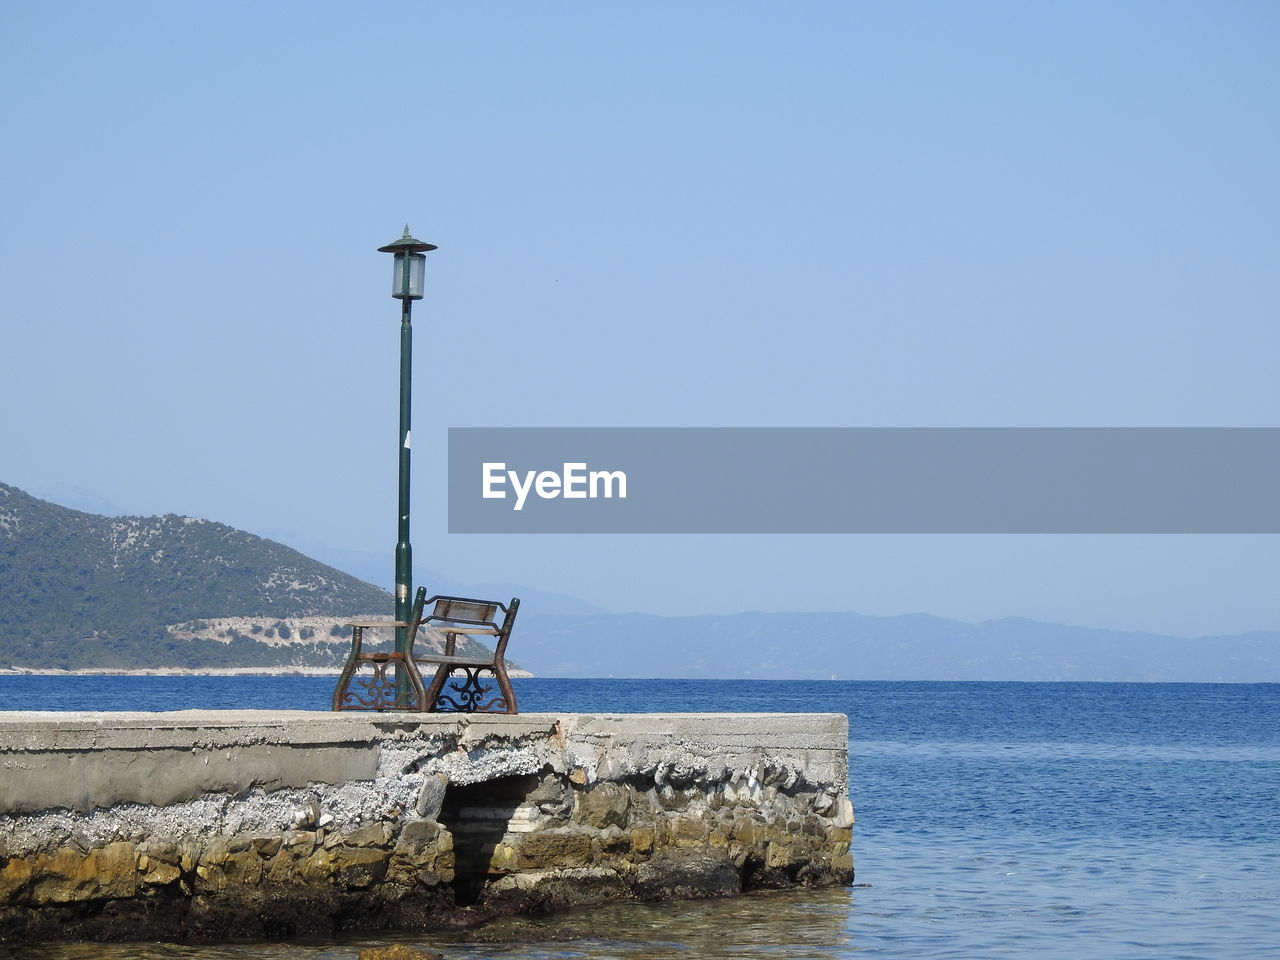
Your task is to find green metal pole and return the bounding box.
[394,294,413,704]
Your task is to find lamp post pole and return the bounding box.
[377,226,437,703]
[395,289,412,667]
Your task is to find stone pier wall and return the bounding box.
[0,711,852,942]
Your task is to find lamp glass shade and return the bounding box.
[392,253,426,300]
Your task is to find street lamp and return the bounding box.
[377,225,437,702]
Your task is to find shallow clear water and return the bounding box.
[2,678,1278,958]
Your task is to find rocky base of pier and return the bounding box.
[0,711,853,942]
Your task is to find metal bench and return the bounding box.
[331,589,520,713]
[331,588,429,711]
[417,595,521,714]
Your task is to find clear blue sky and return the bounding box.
[2,2,1278,635]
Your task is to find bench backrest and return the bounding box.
[421,595,521,660]
[430,598,498,625]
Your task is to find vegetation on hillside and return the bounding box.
[0,482,491,670]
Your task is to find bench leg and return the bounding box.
[493,664,518,715]
[403,656,428,711]
[423,663,450,711]
[332,627,364,711]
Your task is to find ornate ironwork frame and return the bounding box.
[418,595,521,715]
[333,590,520,715]
[433,666,510,713]
[331,589,428,711]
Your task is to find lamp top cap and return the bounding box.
[377,224,438,254]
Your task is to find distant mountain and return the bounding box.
[6,481,1276,681]
[514,610,1280,682]
[0,483,494,671]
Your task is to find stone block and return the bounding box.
[252,836,284,858]
[765,841,796,869]
[516,831,594,870]
[528,775,574,819]
[729,817,758,846]
[632,855,740,900]
[831,797,854,829]
[284,830,317,857]
[0,857,35,902]
[140,859,181,886]
[300,848,337,884]
[629,826,655,855]
[574,782,632,830]
[265,849,297,884]
[415,773,448,820]
[672,817,710,845]
[333,847,389,890]
[387,821,453,887]
[28,843,138,905]
[223,850,264,886]
[489,842,519,872]
[199,836,230,866]
[395,819,444,854]
[345,824,394,848]
[194,862,224,891]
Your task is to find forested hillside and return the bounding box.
[0,483,489,670]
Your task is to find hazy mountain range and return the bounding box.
[514,611,1280,682]
[3,481,1277,680]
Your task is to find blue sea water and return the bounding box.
[1,678,1278,959]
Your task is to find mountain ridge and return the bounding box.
[0,482,493,670]
[4,481,1276,680]
[513,608,1280,681]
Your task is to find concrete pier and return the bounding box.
[0,711,853,941]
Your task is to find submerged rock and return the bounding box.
[358,946,444,960]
